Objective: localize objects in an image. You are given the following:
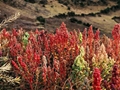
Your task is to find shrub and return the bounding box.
[51,5,53,8]
[55,13,66,18]
[24,0,35,3]
[81,13,85,17]
[83,22,90,27]
[67,6,71,10]
[39,0,47,4]
[118,1,120,5]
[100,7,110,14]
[101,0,108,5]
[58,0,62,3]
[88,13,96,16]
[80,2,85,7]
[77,20,82,24]
[67,11,75,16]
[3,0,8,3]
[36,16,45,25]
[70,17,78,23]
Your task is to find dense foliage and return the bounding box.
[0,22,120,90]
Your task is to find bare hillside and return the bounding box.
[0,0,120,36]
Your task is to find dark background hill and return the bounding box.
[0,0,120,36]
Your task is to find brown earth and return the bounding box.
[0,0,119,37]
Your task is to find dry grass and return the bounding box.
[0,12,20,28]
[45,1,69,17]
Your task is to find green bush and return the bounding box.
[70,17,78,23]
[67,6,71,10]
[36,16,45,25]
[55,13,66,18]
[58,0,62,3]
[100,7,110,14]
[88,13,96,16]
[3,0,8,3]
[117,1,120,7]
[24,0,35,3]
[83,22,90,27]
[77,20,82,24]
[67,11,75,16]
[81,13,85,17]
[80,2,85,7]
[39,0,47,4]
[100,0,108,5]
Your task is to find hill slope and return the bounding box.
[0,0,120,36]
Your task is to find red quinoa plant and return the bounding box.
[110,63,120,90]
[111,24,120,62]
[93,68,102,90]
[8,22,81,90]
[0,22,120,90]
